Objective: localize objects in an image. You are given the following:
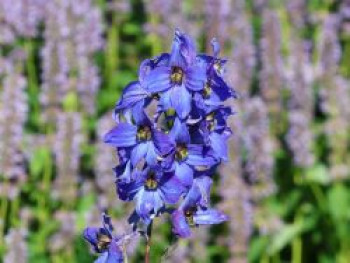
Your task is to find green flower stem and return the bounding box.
[25,40,40,127]
[106,13,119,89]
[292,232,302,263]
[0,197,8,247]
[145,220,153,263]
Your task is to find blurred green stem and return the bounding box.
[123,244,128,263]
[261,255,269,263]
[106,13,119,89]
[292,233,302,263]
[25,40,40,126]
[0,197,8,247]
[145,220,153,263]
[310,184,327,212]
[149,14,162,56]
[10,197,20,226]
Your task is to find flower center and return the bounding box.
[213,60,222,73]
[145,171,158,190]
[97,232,111,251]
[206,113,216,131]
[175,144,188,161]
[203,82,212,98]
[137,125,152,141]
[171,66,184,84]
[184,208,196,226]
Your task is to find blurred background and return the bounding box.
[1,0,350,262]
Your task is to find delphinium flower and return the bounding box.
[285,39,315,168]
[84,213,137,263]
[318,15,350,181]
[84,29,235,261]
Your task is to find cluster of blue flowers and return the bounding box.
[84,29,235,262]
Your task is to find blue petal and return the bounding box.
[193,209,229,225]
[159,172,186,204]
[115,81,148,111]
[170,29,197,68]
[152,129,175,156]
[158,88,172,112]
[131,142,148,166]
[136,189,163,220]
[179,183,202,211]
[105,241,123,263]
[211,74,235,100]
[104,123,137,147]
[95,252,109,263]
[186,144,217,167]
[185,65,207,91]
[211,38,220,57]
[102,213,114,234]
[144,66,171,93]
[175,162,193,188]
[114,161,132,183]
[193,176,212,207]
[117,173,144,201]
[169,117,190,144]
[209,132,228,161]
[145,142,158,165]
[171,210,191,238]
[83,227,99,250]
[170,85,192,119]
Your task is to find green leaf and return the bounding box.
[248,236,269,262]
[305,164,330,185]
[327,184,349,222]
[267,216,316,255]
[29,147,51,180]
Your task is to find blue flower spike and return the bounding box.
[85,29,235,260]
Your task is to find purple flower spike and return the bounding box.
[85,29,235,261]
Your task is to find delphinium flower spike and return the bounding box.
[84,29,235,262]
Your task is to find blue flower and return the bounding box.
[194,107,233,161]
[156,117,218,187]
[104,112,171,167]
[171,177,228,238]
[143,29,207,119]
[194,39,236,114]
[83,214,124,263]
[116,166,187,222]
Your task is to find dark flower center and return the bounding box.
[145,171,158,190]
[202,82,212,98]
[206,113,216,131]
[171,66,184,84]
[213,60,223,73]
[97,232,111,251]
[137,125,152,141]
[184,208,196,226]
[152,93,160,100]
[175,144,188,161]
